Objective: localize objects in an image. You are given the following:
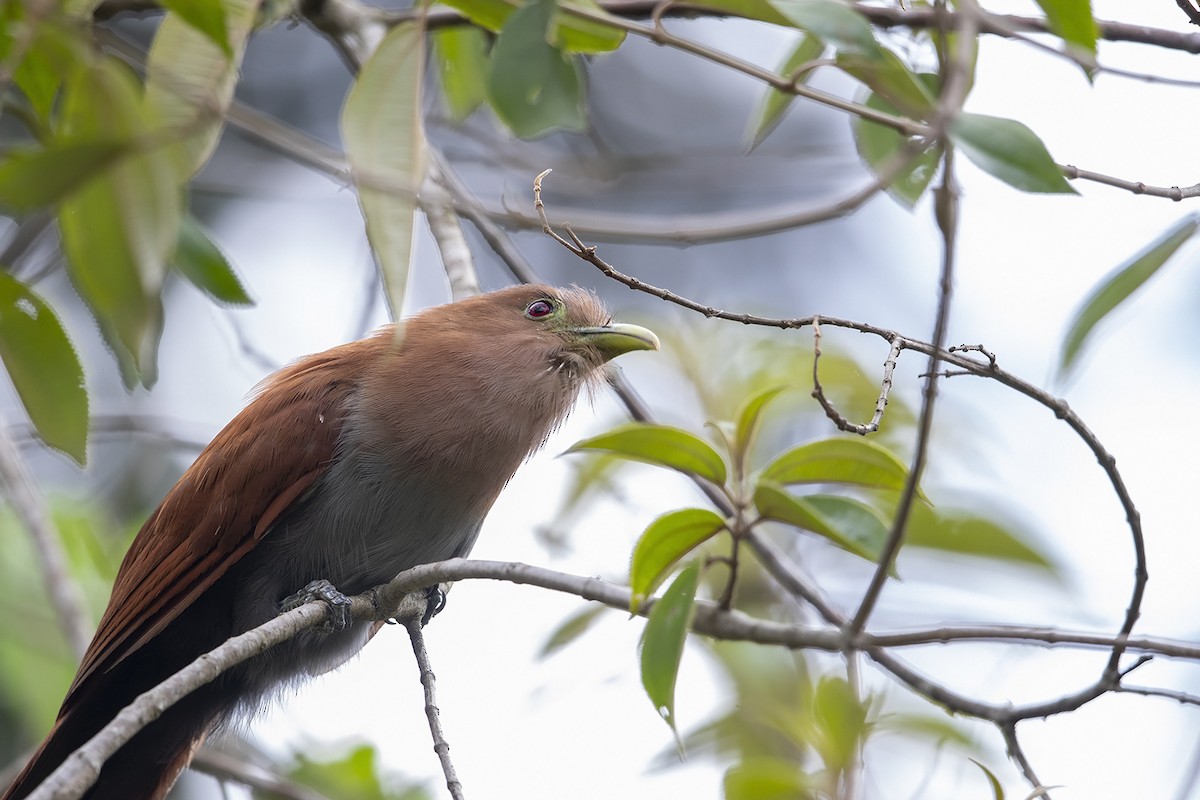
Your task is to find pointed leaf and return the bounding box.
[173,215,253,305]
[769,0,881,58]
[970,759,1006,800]
[438,0,625,53]
[907,502,1059,575]
[630,508,726,611]
[342,22,427,320]
[539,604,608,659]
[837,47,935,120]
[760,436,923,499]
[0,273,87,464]
[566,422,728,485]
[487,0,587,138]
[157,0,232,56]
[949,113,1075,194]
[1035,0,1097,56]
[144,0,259,178]
[0,140,128,212]
[1058,214,1199,379]
[641,561,700,734]
[434,27,489,122]
[753,483,889,563]
[732,385,787,468]
[854,90,939,209]
[58,59,182,388]
[747,34,824,149]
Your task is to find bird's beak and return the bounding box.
[572,323,660,361]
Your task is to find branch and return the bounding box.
[0,414,91,659]
[190,749,335,800]
[402,616,465,800]
[25,559,847,800]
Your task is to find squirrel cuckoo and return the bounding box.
[2,285,657,800]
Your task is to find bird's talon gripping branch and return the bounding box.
[281,579,353,632]
[421,585,448,627]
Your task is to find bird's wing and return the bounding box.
[62,345,370,711]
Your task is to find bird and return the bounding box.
[2,284,658,800]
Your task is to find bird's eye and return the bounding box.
[525,299,555,319]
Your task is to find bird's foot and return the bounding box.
[280,579,353,632]
[421,584,448,627]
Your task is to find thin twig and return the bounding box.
[1000,723,1052,799]
[402,617,465,800]
[810,316,901,435]
[0,417,91,659]
[424,156,481,301]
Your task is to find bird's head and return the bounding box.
[417,284,659,393]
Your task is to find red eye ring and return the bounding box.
[525,299,555,318]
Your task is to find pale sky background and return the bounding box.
[11,1,1200,798]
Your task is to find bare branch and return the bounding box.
[191,749,335,800]
[402,616,465,800]
[810,317,902,435]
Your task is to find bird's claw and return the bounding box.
[280,579,353,632]
[421,585,447,627]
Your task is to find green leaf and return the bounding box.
[724,757,814,800]
[769,0,881,58]
[439,0,625,53]
[58,58,182,388]
[733,385,787,467]
[1057,214,1200,379]
[747,35,824,150]
[753,483,889,563]
[1035,0,1097,56]
[158,0,232,56]
[630,508,726,611]
[0,140,128,212]
[0,272,87,464]
[11,21,86,123]
[684,0,792,24]
[949,113,1075,194]
[837,47,935,120]
[760,436,923,499]
[553,0,627,53]
[144,0,259,178]
[566,422,728,485]
[970,758,1006,800]
[173,215,253,305]
[641,561,700,734]
[906,502,1059,575]
[486,0,587,139]
[853,89,939,209]
[434,27,489,122]
[341,22,427,321]
[538,604,608,659]
[812,676,869,773]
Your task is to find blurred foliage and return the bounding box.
[675,643,990,800]
[261,742,432,800]
[1057,213,1200,382]
[0,505,133,738]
